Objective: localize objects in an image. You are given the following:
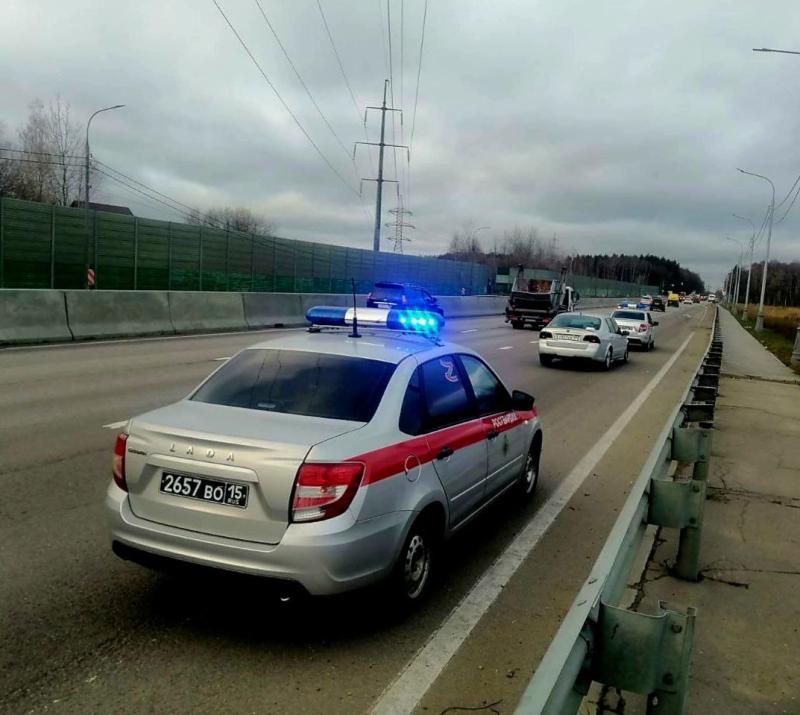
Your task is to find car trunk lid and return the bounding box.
[124,400,362,544]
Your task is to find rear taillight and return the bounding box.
[291,463,364,523]
[540,330,552,339]
[583,334,601,344]
[638,323,648,332]
[542,318,551,324]
[112,433,128,492]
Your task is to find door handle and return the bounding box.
[436,446,454,460]
[487,429,499,440]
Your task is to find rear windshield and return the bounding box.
[613,311,645,320]
[371,284,404,301]
[191,349,396,422]
[549,314,602,330]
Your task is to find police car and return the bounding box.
[107,306,543,605]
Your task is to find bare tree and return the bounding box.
[17,99,55,202]
[0,121,19,197]
[46,96,83,206]
[188,206,275,235]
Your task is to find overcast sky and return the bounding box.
[3,1,800,287]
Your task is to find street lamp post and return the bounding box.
[84,104,124,288]
[737,169,775,332]
[725,236,744,311]
[732,213,756,319]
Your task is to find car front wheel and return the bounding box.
[517,438,541,498]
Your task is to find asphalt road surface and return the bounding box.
[0,303,714,715]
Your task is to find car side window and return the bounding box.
[458,355,512,416]
[419,355,476,432]
[399,367,424,435]
[607,318,618,333]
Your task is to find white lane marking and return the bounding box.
[213,357,231,361]
[370,331,696,715]
[460,329,478,334]
[102,420,127,430]
[498,346,513,350]
[530,340,539,344]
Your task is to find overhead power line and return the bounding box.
[0,146,85,160]
[407,0,429,207]
[211,0,361,199]
[316,1,361,118]
[409,0,428,154]
[386,0,399,188]
[253,0,352,160]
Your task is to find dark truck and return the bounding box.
[504,266,580,330]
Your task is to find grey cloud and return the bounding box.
[2,0,800,287]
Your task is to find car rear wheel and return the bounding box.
[622,346,629,363]
[602,348,613,371]
[517,438,541,499]
[539,353,554,367]
[390,518,436,606]
[649,338,655,351]
[511,320,524,330]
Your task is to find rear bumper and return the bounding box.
[625,332,652,345]
[106,484,409,596]
[539,341,602,360]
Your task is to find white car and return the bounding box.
[683,297,693,305]
[610,309,658,351]
[708,294,717,303]
[538,312,629,369]
[107,306,543,605]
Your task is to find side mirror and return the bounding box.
[620,329,630,336]
[511,389,535,412]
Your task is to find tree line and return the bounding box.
[439,225,705,293]
[727,260,800,307]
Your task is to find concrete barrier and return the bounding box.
[244,293,304,328]
[0,289,72,344]
[169,291,247,333]
[65,290,174,340]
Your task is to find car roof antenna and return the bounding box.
[349,278,361,338]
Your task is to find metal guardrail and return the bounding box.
[517,307,722,714]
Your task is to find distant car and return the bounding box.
[651,296,666,312]
[611,309,658,350]
[708,294,717,303]
[667,293,680,307]
[538,312,629,370]
[692,295,700,304]
[367,282,443,316]
[683,297,693,305]
[640,295,654,308]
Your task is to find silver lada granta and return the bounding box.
[107,306,543,605]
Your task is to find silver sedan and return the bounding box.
[538,312,629,369]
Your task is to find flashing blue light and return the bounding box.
[305,305,445,334]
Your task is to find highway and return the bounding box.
[0,303,714,715]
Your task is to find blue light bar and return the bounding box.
[305,306,445,333]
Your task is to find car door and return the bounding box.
[607,318,626,354]
[458,354,526,498]
[418,355,488,526]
